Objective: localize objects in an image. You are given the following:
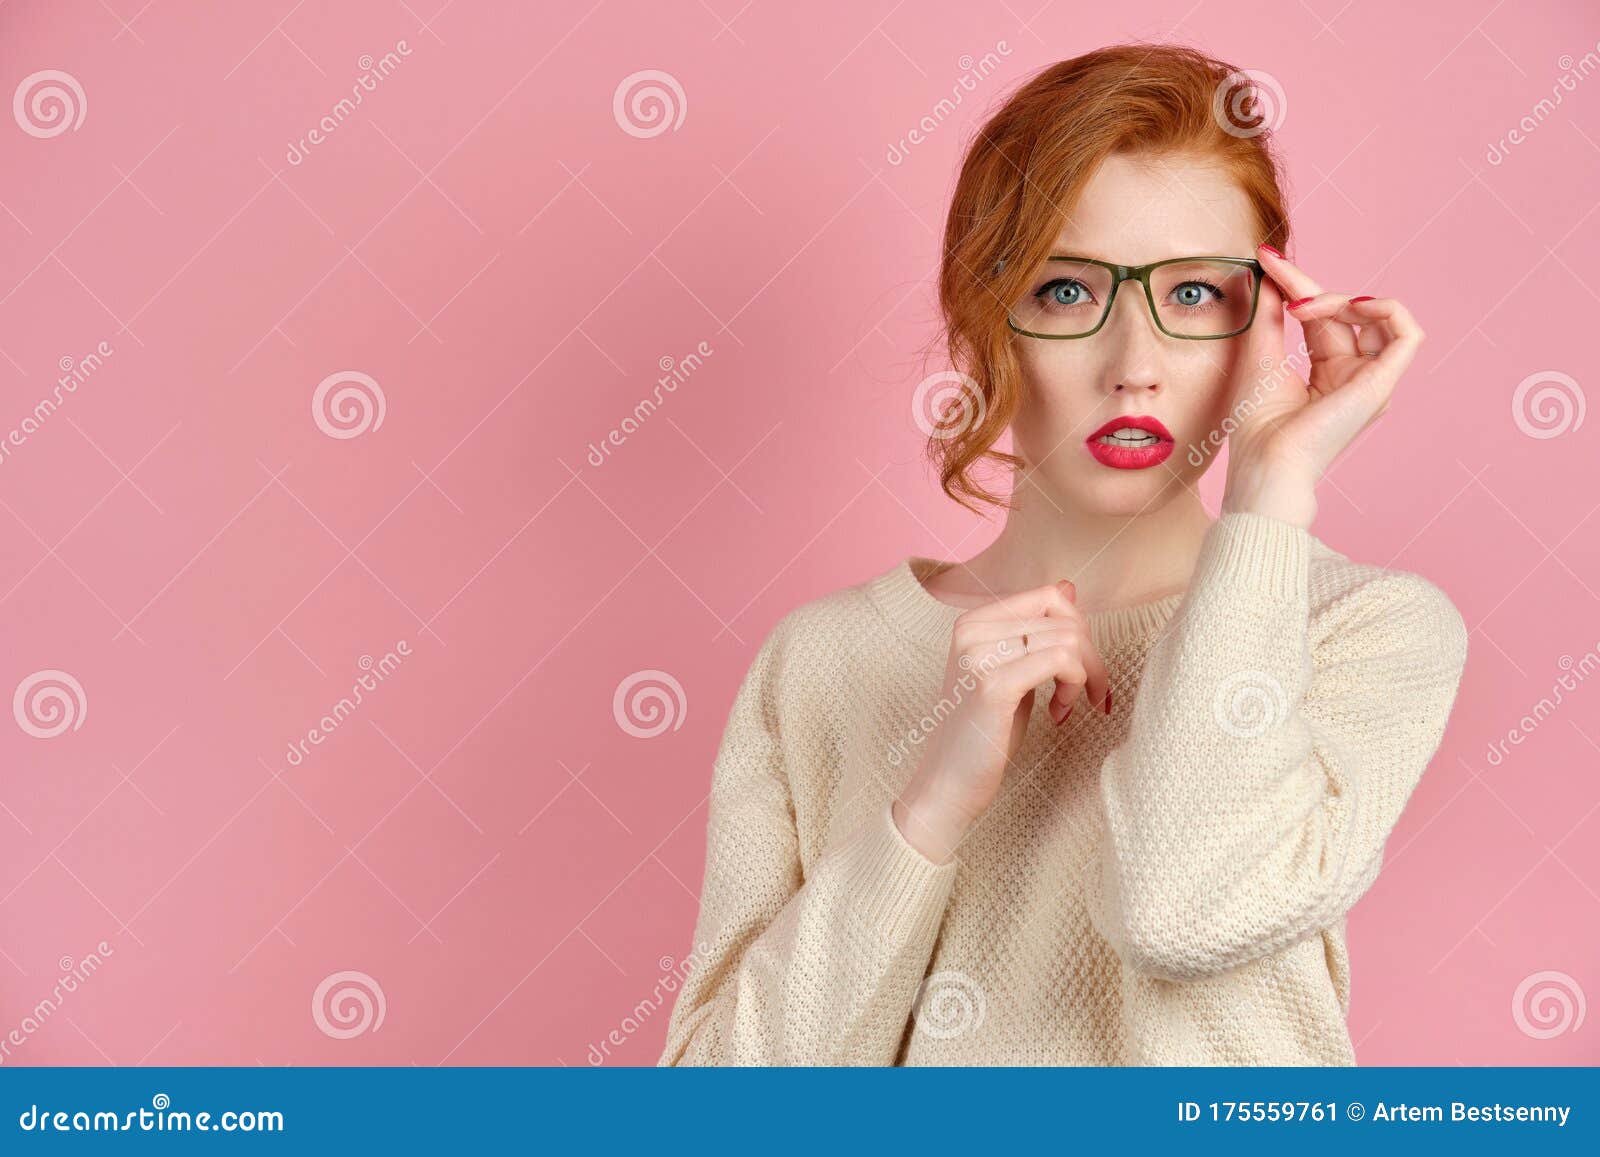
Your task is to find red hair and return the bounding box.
[929,42,1292,512]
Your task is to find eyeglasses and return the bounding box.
[1006,255,1265,341]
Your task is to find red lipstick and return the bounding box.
[1084,414,1175,470]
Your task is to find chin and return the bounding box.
[1045,466,1189,517]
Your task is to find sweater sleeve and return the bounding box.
[1084,511,1469,982]
[657,616,960,1065]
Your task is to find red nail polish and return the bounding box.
[1258,243,1283,258]
[1349,295,1375,303]
[1287,296,1314,309]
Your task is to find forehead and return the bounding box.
[1049,151,1257,262]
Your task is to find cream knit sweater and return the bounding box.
[657,512,1468,1065]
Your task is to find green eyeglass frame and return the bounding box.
[1005,255,1266,341]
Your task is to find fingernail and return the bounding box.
[1104,689,1113,715]
[1349,295,1375,303]
[1054,703,1072,726]
[1258,243,1283,258]
[1286,296,1315,309]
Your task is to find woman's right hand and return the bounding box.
[892,579,1111,864]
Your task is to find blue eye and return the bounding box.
[1171,280,1225,308]
[1040,279,1091,306]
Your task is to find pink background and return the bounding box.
[1,0,1596,1066]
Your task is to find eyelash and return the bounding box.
[1034,278,1230,306]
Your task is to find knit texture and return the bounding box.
[657,512,1469,1065]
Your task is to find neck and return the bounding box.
[953,475,1214,613]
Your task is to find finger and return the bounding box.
[1257,246,1362,362]
[989,646,1088,721]
[1230,265,1290,412]
[1045,642,1101,723]
[1079,635,1111,716]
[953,615,1077,650]
[959,635,1029,673]
[1347,295,1424,344]
[959,579,1078,626]
[1292,294,1394,357]
[1321,296,1425,404]
[1037,598,1110,714]
[959,617,1092,672]
[1283,290,1361,359]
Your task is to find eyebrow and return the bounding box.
[1042,253,1257,263]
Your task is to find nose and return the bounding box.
[1102,282,1164,393]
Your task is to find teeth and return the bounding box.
[1097,429,1160,446]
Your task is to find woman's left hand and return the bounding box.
[1218,243,1427,528]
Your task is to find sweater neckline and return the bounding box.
[867,556,1186,655]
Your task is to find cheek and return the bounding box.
[1010,347,1088,435]
[1168,349,1240,433]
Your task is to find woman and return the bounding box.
[656,43,1467,1066]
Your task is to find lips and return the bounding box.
[1084,414,1175,470]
